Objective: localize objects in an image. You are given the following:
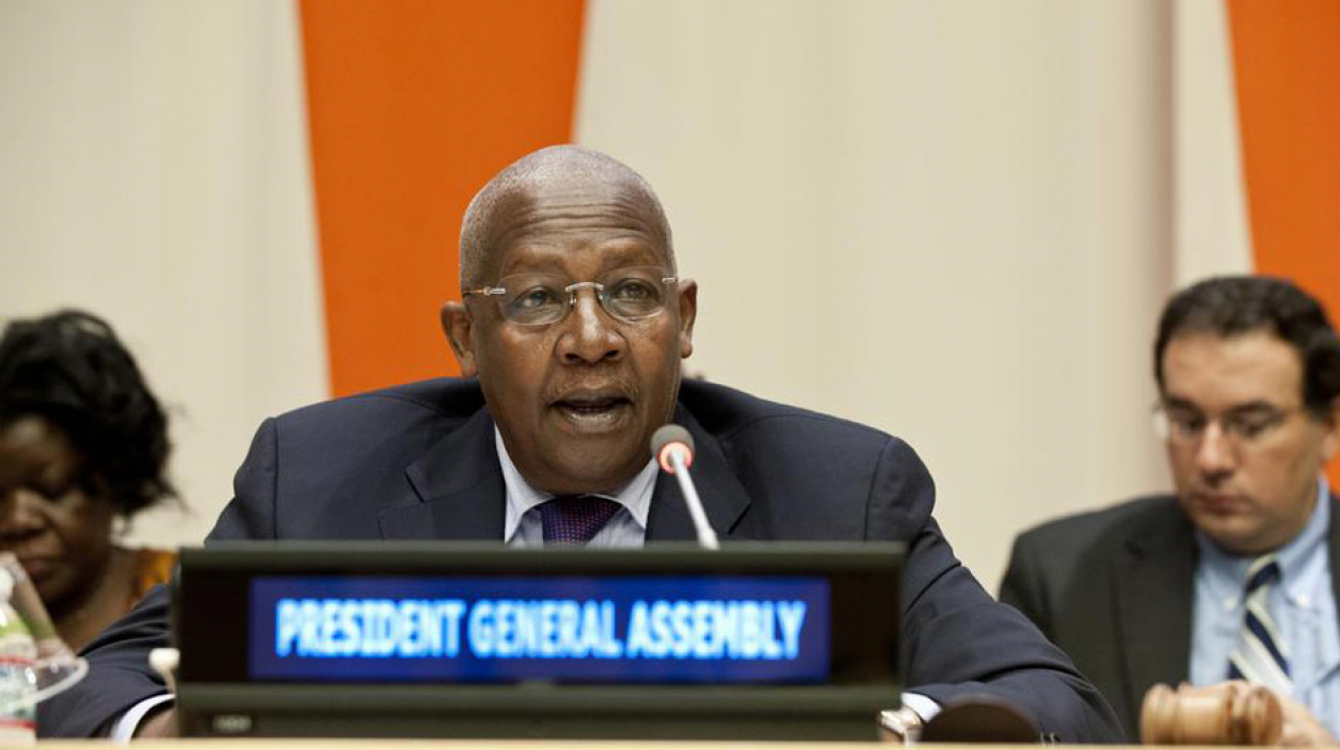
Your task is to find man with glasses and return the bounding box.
[41,145,1121,741]
[1001,276,1340,744]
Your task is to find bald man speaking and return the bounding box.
[40,147,1121,742]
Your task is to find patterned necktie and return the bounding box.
[1227,555,1292,694]
[539,495,621,544]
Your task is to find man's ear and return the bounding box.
[676,280,698,359]
[440,301,478,377]
[1321,395,1340,461]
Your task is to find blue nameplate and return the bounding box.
[249,575,830,683]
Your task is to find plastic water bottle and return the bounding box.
[0,569,36,744]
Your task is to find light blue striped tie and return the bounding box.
[1227,555,1291,695]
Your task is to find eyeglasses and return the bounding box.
[1152,402,1304,449]
[462,265,679,326]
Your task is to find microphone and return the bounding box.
[650,425,720,549]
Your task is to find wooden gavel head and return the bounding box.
[1140,682,1282,745]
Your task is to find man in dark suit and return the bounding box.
[42,145,1121,741]
[1001,276,1339,744]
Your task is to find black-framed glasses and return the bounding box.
[462,265,679,326]
[1152,401,1303,449]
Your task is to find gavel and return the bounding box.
[1141,682,1282,745]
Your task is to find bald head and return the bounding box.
[458,145,674,288]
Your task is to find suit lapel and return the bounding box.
[645,406,754,542]
[378,407,507,540]
[1115,502,1197,707]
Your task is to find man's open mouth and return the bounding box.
[551,392,634,427]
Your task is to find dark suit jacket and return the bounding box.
[42,378,1121,740]
[999,493,1340,741]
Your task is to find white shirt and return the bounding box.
[496,428,657,548]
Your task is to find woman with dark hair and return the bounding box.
[0,310,178,651]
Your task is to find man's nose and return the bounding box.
[556,289,625,365]
[1193,421,1237,477]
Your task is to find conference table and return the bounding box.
[30,743,1152,749]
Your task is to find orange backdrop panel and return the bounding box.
[1227,0,1340,484]
[299,1,586,396]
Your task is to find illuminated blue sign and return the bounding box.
[249,576,829,683]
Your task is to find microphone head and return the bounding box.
[651,424,695,473]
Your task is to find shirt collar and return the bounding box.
[1274,476,1330,587]
[1194,475,1330,601]
[495,427,657,542]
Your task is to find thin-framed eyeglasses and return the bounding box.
[1151,401,1305,450]
[462,265,679,326]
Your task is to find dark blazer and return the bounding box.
[42,379,1121,740]
[999,493,1340,741]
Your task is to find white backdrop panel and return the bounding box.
[577,0,1175,589]
[0,0,327,548]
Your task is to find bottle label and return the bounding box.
[0,622,38,738]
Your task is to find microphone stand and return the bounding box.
[664,449,719,550]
